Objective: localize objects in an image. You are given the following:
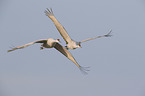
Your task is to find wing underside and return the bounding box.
[8,39,47,52]
[80,30,112,43]
[54,43,89,74]
[45,8,72,44]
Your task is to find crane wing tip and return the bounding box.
[80,66,90,75]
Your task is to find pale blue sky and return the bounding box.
[0,0,145,96]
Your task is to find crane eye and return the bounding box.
[57,39,61,42]
[57,39,60,41]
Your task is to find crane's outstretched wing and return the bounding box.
[45,8,72,44]
[80,30,112,43]
[54,43,89,74]
[8,39,47,52]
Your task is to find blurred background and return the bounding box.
[0,0,145,96]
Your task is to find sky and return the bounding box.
[0,0,145,96]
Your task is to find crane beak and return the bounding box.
[78,44,82,48]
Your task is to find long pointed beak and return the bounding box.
[78,42,82,48]
[79,45,82,48]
